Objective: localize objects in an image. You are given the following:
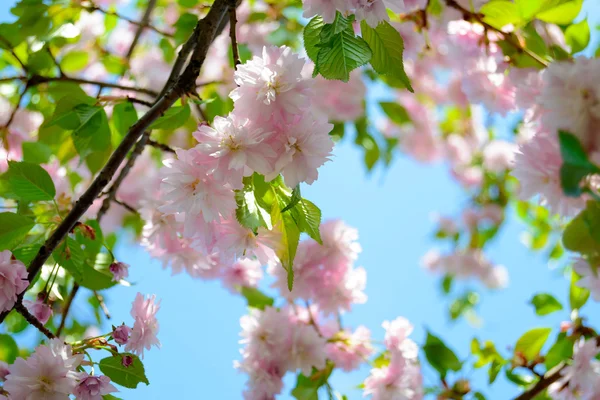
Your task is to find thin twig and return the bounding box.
[82,4,173,38]
[0,0,234,325]
[125,0,158,61]
[513,365,564,400]
[93,291,111,320]
[305,300,322,337]
[228,4,241,67]
[444,0,548,68]
[15,301,55,339]
[147,139,176,153]
[21,75,159,96]
[45,46,64,76]
[0,36,28,72]
[114,199,138,214]
[126,97,154,107]
[56,283,80,337]
[1,83,29,132]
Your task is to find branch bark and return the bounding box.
[0,0,233,324]
[15,302,55,340]
[125,0,159,61]
[55,284,80,337]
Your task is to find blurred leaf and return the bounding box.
[423,331,462,378]
[240,287,274,310]
[0,334,19,363]
[565,18,590,53]
[149,105,190,131]
[514,327,552,361]
[535,0,583,24]
[60,50,89,73]
[569,270,590,310]
[529,293,563,316]
[558,131,599,197]
[22,142,52,164]
[379,102,411,126]
[544,332,573,369]
[112,102,138,140]
[562,201,600,254]
[481,1,523,29]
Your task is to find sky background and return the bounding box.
[1,1,600,399]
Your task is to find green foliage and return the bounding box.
[22,142,52,164]
[565,18,590,54]
[99,353,149,389]
[291,363,334,400]
[0,334,19,364]
[2,161,56,201]
[149,105,191,131]
[360,21,413,92]
[569,270,590,310]
[481,1,523,30]
[423,331,462,378]
[111,102,138,140]
[354,117,381,171]
[304,13,372,82]
[529,293,563,316]
[0,212,35,251]
[558,131,600,197]
[562,201,600,255]
[235,176,273,232]
[514,327,551,361]
[544,332,573,369]
[470,338,506,384]
[379,102,411,126]
[240,287,275,310]
[60,51,89,73]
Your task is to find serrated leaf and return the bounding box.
[99,353,149,389]
[303,16,325,63]
[360,21,413,92]
[112,102,138,140]
[4,161,56,201]
[0,212,35,251]
[235,178,272,232]
[514,327,552,361]
[529,293,563,316]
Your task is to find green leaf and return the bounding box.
[99,353,149,389]
[149,105,191,130]
[22,142,52,164]
[360,21,413,92]
[423,331,462,378]
[102,395,123,400]
[174,13,198,45]
[60,51,89,73]
[240,287,275,310]
[112,102,138,139]
[529,293,563,316]
[303,16,325,64]
[0,212,35,251]
[272,196,300,291]
[355,118,380,171]
[505,369,535,386]
[558,131,600,197]
[3,161,56,201]
[177,0,198,7]
[0,334,18,364]
[565,19,590,54]
[11,243,42,265]
[514,327,552,361]
[570,270,590,310]
[53,237,86,281]
[562,201,600,254]
[235,177,272,232]
[544,333,573,369]
[481,1,523,29]
[536,0,583,24]
[291,364,334,400]
[282,185,302,213]
[315,13,372,82]
[379,102,411,126]
[291,198,322,244]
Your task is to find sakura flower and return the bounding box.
[482,140,517,172]
[73,373,118,400]
[236,357,286,400]
[109,261,129,282]
[356,0,406,28]
[383,317,414,353]
[158,149,236,224]
[4,339,83,400]
[573,258,600,302]
[289,324,327,376]
[112,324,132,346]
[557,338,600,395]
[269,113,333,188]
[310,70,366,122]
[230,46,311,124]
[222,258,264,293]
[217,219,279,265]
[125,293,161,358]
[302,0,350,23]
[325,326,373,372]
[239,307,290,363]
[23,297,53,325]
[0,250,29,313]
[363,361,423,400]
[193,114,276,185]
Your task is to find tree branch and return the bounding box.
[56,283,80,337]
[1,82,29,132]
[0,36,28,72]
[147,139,176,153]
[15,301,55,339]
[82,3,173,38]
[444,0,549,68]
[0,0,233,324]
[228,4,241,67]
[125,0,158,61]
[24,75,159,97]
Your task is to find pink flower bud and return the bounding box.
[122,355,133,367]
[23,297,52,325]
[74,372,117,399]
[113,325,132,346]
[109,262,129,282]
[560,321,572,332]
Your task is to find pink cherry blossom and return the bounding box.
[217,219,279,265]
[113,324,132,346]
[73,373,118,400]
[125,293,161,358]
[302,0,351,23]
[230,46,311,124]
[0,250,29,313]
[289,324,327,376]
[23,297,53,325]
[325,326,373,372]
[222,258,264,293]
[109,261,129,282]
[355,0,406,28]
[268,113,333,187]
[557,338,600,396]
[4,339,83,400]
[482,140,517,172]
[310,70,366,122]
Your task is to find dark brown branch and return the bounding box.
[56,283,80,337]
[147,139,176,153]
[27,75,158,96]
[0,36,28,72]
[83,4,173,38]
[125,0,158,61]
[444,0,548,68]
[113,199,138,214]
[228,4,241,67]
[0,0,233,324]
[513,365,564,400]
[97,131,149,222]
[15,301,55,339]
[126,97,154,107]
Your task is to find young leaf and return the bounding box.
[303,16,325,63]
[569,270,590,310]
[480,1,523,29]
[544,333,573,369]
[99,353,149,389]
[529,293,563,316]
[271,199,300,291]
[149,105,191,130]
[235,178,272,232]
[4,161,56,201]
[558,131,600,196]
[360,21,413,92]
[112,102,138,139]
[565,18,590,54]
[0,334,19,364]
[240,287,275,310]
[423,331,462,378]
[316,27,372,82]
[514,327,552,361]
[535,0,583,24]
[0,212,35,251]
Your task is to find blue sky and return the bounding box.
[1,1,600,399]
